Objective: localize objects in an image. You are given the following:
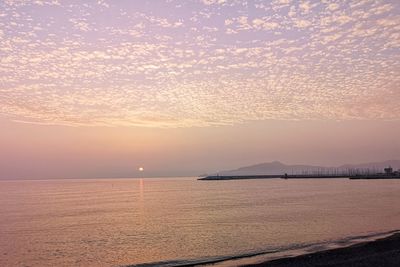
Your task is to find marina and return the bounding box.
[199,167,400,181]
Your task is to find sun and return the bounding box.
[139,167,144,172]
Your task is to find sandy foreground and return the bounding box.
[241,233,400,267]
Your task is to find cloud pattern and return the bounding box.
[0,0,399,127]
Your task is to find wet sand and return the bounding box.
[242,233,400,267]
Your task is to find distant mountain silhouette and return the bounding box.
[217,160,400,176]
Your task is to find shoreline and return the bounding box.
[239,231,400,267]
[127,230,400,267]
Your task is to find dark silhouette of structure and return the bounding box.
[199,166,400,180]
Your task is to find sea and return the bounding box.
[1,177,400,266]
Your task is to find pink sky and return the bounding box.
[0,0,399,178]
[1,118,399,179]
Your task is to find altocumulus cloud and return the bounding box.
[0,0,399,127]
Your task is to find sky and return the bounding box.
[0,0,399,179]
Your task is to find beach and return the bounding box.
[243,232,400,267]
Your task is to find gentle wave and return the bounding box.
[125,229,400,267]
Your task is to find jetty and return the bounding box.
[198,174,350,180]
[198,175,281,180]
[198,166,400,181]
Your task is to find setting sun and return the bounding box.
[1,1,399,266]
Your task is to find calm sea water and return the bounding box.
[1,178,400,266]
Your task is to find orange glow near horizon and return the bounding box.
[0,0,399,179]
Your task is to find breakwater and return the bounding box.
[198,175,281,180]
[198,174,400,181]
